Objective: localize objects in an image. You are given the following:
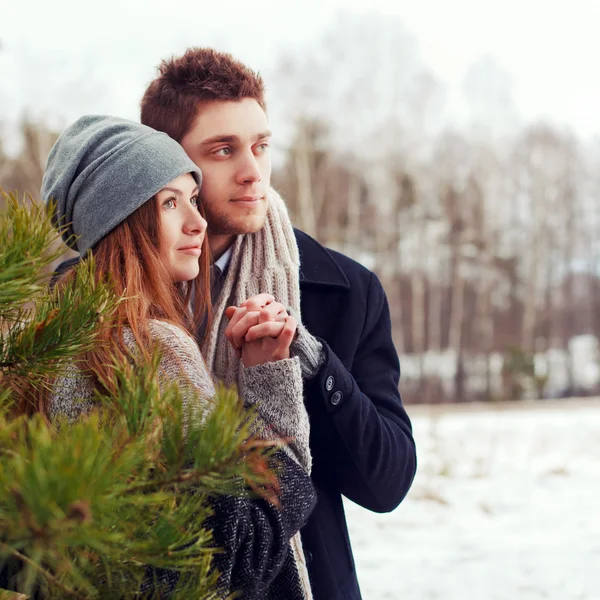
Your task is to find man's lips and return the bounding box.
[230,195,264,203]
[177,245,202,256]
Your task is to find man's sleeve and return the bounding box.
[304,271,417,513]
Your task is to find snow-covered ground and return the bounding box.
[345,399,600,600]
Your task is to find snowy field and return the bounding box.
[345,399,600,600]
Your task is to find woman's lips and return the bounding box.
[178,246,202,256]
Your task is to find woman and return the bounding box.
[40,115,315,599]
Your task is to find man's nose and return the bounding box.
[236,151,262,184]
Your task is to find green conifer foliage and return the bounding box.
[0,192,277,599]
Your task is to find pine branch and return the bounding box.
[0,193,71,321]
[0,371,279,597]
[98,355,280,502]
[0,543,84,600]
[0,195,283,598]
[0,590,28,599]
[1,258,120,377]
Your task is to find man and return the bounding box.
[140,48,417,600]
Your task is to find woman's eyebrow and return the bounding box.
[160,186,199,195]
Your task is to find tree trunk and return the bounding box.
[293,126,317,237]
[448,233,466,400]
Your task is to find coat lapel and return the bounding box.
[294,229,350,290]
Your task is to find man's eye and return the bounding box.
[215,147,232,156]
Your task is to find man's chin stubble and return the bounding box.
[207,218,266,237]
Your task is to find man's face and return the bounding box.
[180,99,271,241]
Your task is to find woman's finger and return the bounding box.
[224,306,247,341]
[231,311,262,347]
[244,321,286,342]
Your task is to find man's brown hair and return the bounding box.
[141,47,266,142]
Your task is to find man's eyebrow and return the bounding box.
[256,131,272,141]
[200,135,237,146]
[199,131,272,147]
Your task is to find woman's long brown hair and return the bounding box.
[53,195,211,399]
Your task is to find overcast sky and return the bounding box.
[2,0,600,147]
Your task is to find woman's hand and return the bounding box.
[225,295,288,349]
[225,295,297,368]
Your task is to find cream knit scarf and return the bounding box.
[201,188,301,389]
[200,188,313,600]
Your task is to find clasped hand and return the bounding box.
[224,294,297,368]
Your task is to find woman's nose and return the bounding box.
[185,207,207,235]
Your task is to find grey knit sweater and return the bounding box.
[48,319,316,599]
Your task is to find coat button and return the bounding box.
[331,391,343,406]
[325,376,335,391]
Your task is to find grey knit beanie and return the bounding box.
[41,115,202,255]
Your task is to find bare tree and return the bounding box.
[268,13,600,403]
[0,115,59,198]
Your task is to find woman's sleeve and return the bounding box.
[147,321,216,422]
[47,363,96,423]
[205,449,316,599]
[143,324,316,597]
[240,357,312,473]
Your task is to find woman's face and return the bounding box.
[156,173,207,282]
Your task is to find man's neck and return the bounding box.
[209,234,236,263]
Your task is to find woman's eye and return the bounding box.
[163,198,176,209]
[190,196,198,207]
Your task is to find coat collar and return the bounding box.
[294,228,350,290]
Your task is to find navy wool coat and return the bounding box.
[294,228,417,600]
